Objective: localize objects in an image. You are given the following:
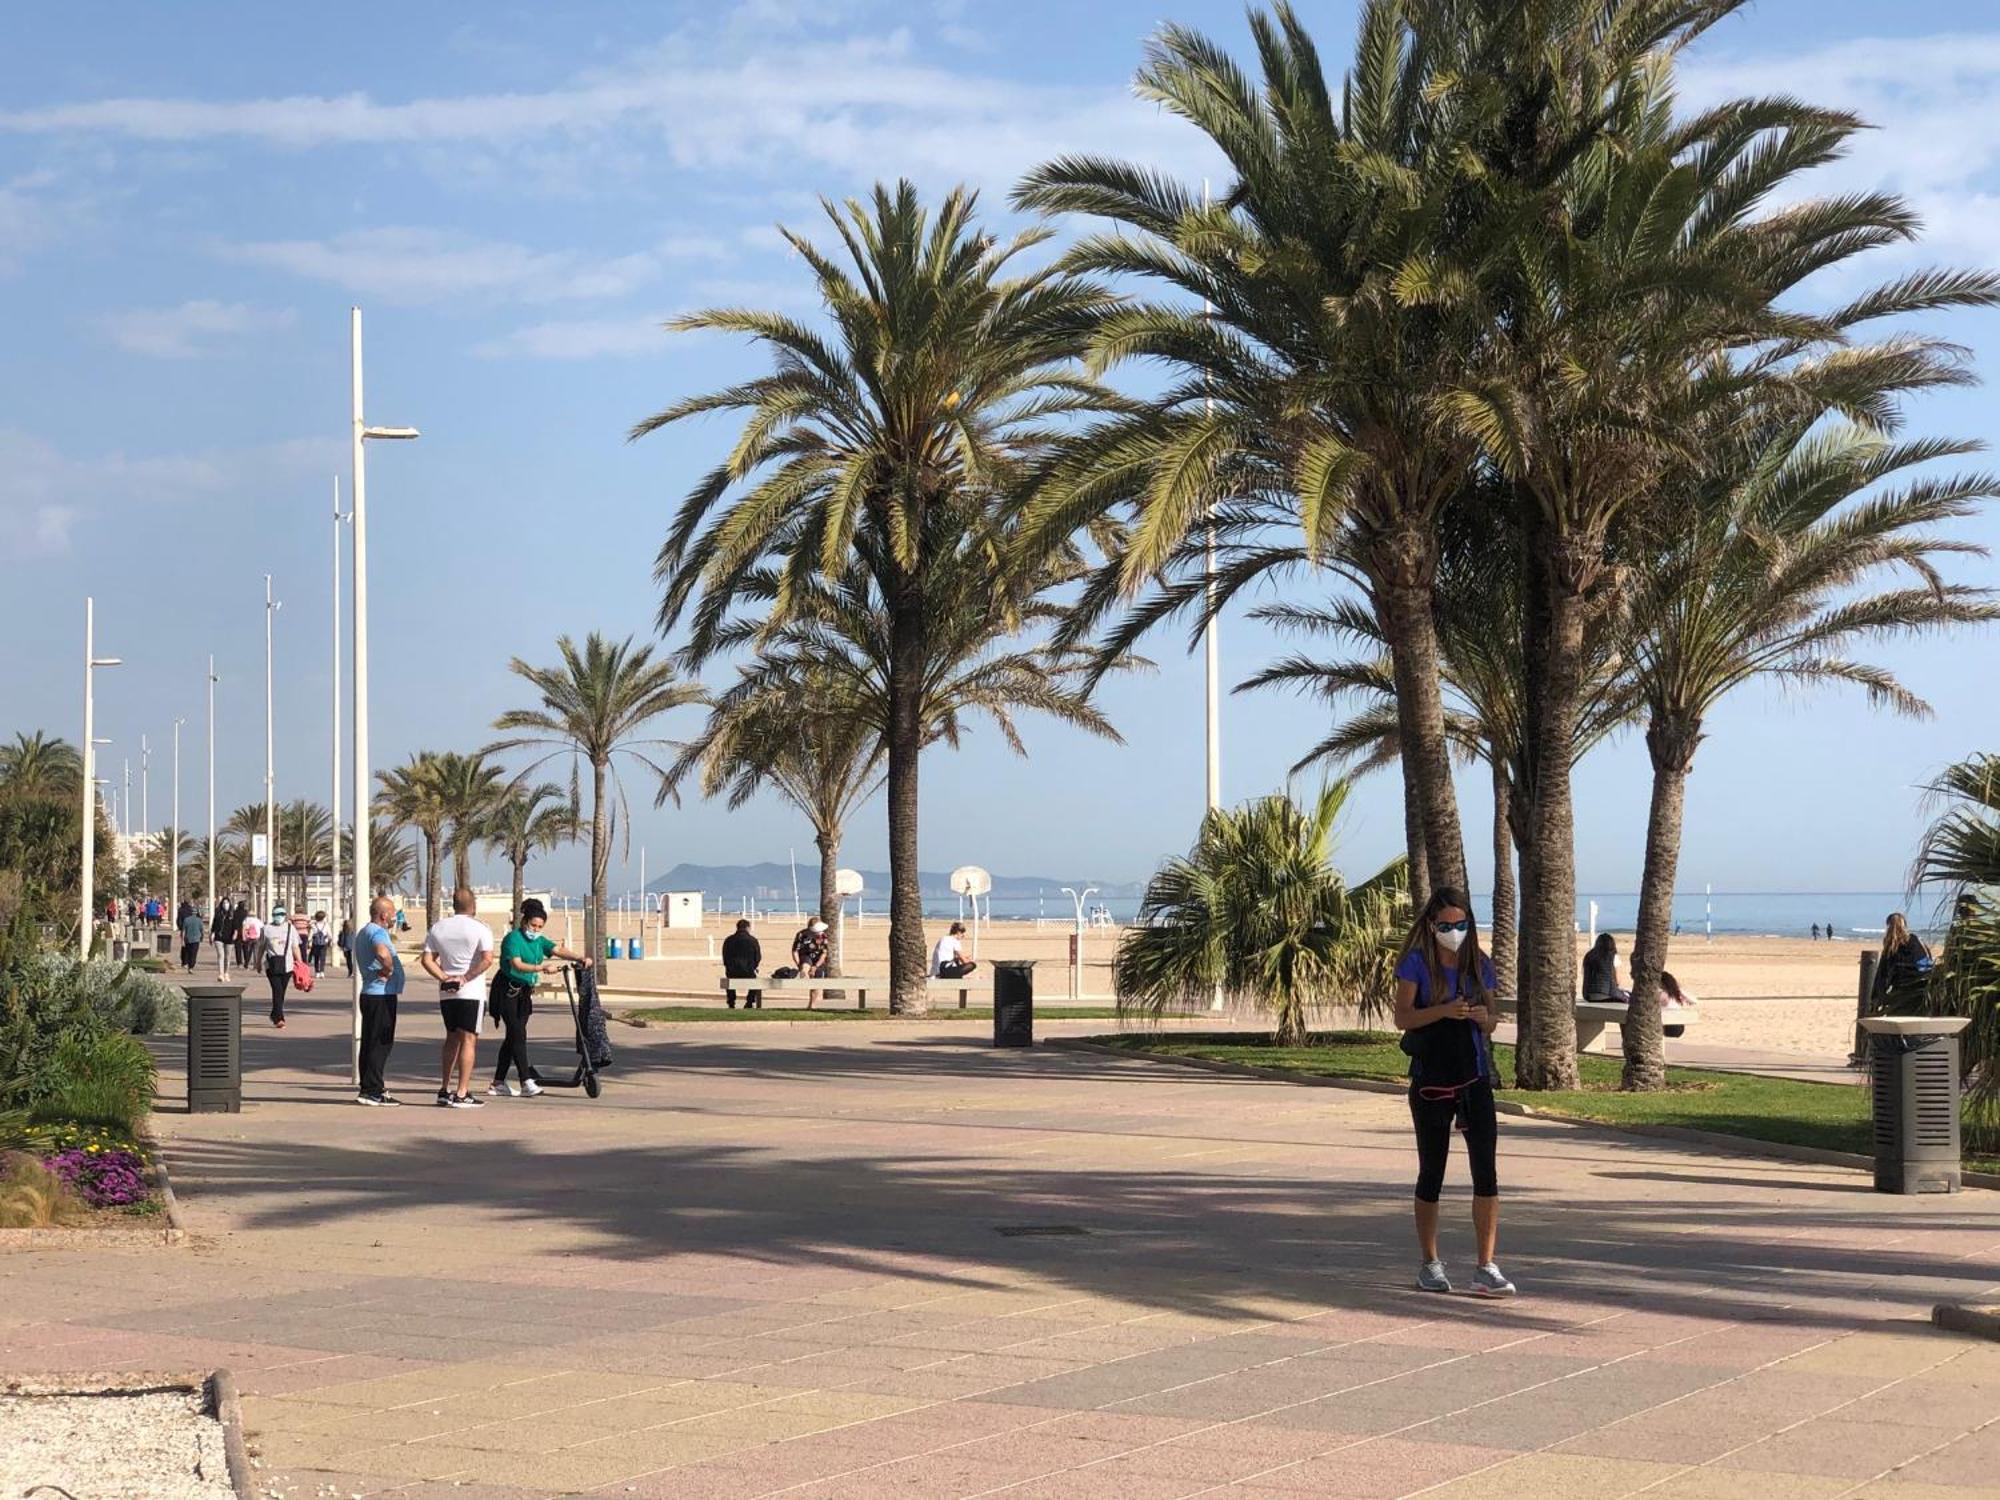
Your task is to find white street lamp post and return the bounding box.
[78,598,122,958]
[332,475,348,924]
[141,734,150,840]
[170,717,185,928]
[264,575,280,918]
[1060,885,1096,1002]
[207,656,218,966]
[349,306,420,1086]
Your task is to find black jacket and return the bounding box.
[722,931,762,978]
[1873,935,1931,1000]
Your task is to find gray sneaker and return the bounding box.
[1417,1259,1451,1293]
[1469,1262,1517,1297]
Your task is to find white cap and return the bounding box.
[811,920,827,932]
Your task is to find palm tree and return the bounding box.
[375,754,449,927]
[482,782,577,925]
[273,800,331,913]
[639,181,1119,1012]
[1613,418,1999,1089]
[429,751,507,892]
[490,634,702,972]
[365,821,415,898]
[0,731,82,801]
[1016,2,1492,900]
[1115,782,1407,1046]
[1912,755,2000,1154]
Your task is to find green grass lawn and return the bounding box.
[1093,1030,1889,1159]
[623,1004,1132,1024]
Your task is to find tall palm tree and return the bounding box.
[0,731,82,801]
[639,181,1119,1012]
[481,782,577,925]
[365,820,416,898]
[274,800,332,913]
[490,634,702,972]
[1428,8,2000,1086]
[1614,417,1999,1089]
[375,754,449,927]
[1016,2,1492,900]
[1115,782,1408,1046]
[429,751,507,892]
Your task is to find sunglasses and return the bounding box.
[1433,919,1470,933]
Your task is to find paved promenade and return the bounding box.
[5,988,2000,1498]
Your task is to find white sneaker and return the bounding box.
[520,1079,542,1097]
[487,1081,517,1097]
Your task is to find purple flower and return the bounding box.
[43,1147,152,1207]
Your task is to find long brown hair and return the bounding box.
[1882,912,1911,955]
[1398,886,1490,1006]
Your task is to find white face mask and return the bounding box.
[1435,926,1467,954]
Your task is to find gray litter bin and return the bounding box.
[186,984,246,1113]
[993,960,1035,1049]
[1860,1015,1968,1194]
[155,929,174,957]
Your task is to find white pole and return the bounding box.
[1588,899,1599,948]
[122,758,130,840]
[207,656,218,971]
[789,847,800,923]
[350,308,368,1087]
[263,574,278,918]
[141,734,150,840]
[331,475,343,928]
[170,718,183,926]
[79,599,95,959]
[1705,884,1713,944]
[836,896,846,971]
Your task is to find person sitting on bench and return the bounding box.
[932,921,977,980]
[1581,932,1630,1003]
[1659,970,1696,1038]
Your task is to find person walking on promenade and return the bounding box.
[236,902,260,971]
[177,903,202,974]
[355,894,405,1106]
[256,903,304,1029]
[791,917,830,1006]
[338,916,354,972]
[310,911,331,975]
[1393,886,1513,1299]
[723,917,762,1009]
[488,897,593,1096]
[422,886,494,1109]
[931,921,977,979]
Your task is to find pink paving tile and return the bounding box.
[1232,1436,1517,1494]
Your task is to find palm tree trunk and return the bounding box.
[1624,714,1697,1092]
[1488,754,1516,1002]
[1401,755,1430,912]
[588,759,610,974]
[886,597,928,1015]
[423,834,442,930]
[816,825,842,980]
[453,840,472,894]
[1380,565,1469,895]
[1517,537,1590,1091]
[510,854,527,929]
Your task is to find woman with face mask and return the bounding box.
[1393,886,1513,1297]
[488,897,594,1097]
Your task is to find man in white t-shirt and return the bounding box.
[421,886,495,1109]
[931,921,977,979]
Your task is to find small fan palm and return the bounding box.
[482,782,578,925]
[490,633,702,968]
[1914,755,2000,1153]
[1116,782,1408,1046]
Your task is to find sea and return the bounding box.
[939,889,1953,938]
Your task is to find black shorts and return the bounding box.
[439,995,484,1034]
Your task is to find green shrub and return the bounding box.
[28,1030,155,1131]
[20,954,184,1036]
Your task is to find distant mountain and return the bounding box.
[647,861,1145,902]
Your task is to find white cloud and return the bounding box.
[0,429,342,558]
[472,315,672,360]
[0,170,79,274]
[216,227,663,306]
[92,299,297,358]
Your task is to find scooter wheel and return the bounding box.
[584,1075,601,1098]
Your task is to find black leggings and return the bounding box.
[492,981,534,1086]
[1410,1080,1499,1203]
[266,958,291,1021]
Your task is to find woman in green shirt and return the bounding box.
[488,898,594,1097]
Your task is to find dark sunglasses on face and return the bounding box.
[1433,920,1470,933]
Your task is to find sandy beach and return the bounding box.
[441,909,1873,1063]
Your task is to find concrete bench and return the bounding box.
[719,974,992,1010]
[1495,997,1700,1052]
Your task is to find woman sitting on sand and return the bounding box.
[1581,932,1631,1003]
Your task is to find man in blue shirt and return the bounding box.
[356,894,406,1106]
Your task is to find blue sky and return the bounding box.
[3,1,1998,899]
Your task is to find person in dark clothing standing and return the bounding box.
[722,918,763,1009]
[355,894,405,1106]
[1872,912,1932,1007]
[177,905,203,973]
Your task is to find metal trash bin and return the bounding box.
[186,984,245,1113]
[993,959,1035,1049]
[155,930,174,957]
[1860,1015,1969,1194]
